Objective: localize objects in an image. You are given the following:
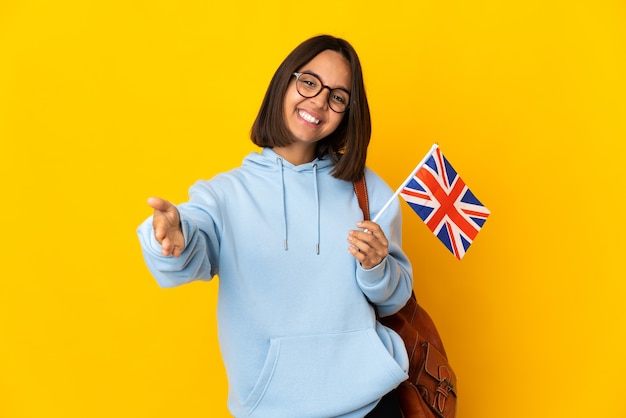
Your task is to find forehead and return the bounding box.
[298,50,352,89]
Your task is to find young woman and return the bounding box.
[138,35,412,418]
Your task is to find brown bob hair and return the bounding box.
[250,35,371,182]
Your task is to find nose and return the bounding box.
[310,86,331,109]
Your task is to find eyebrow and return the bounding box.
[301,70,351,93]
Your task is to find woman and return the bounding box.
[138,35,412,418]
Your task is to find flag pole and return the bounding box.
[371,143,439,223]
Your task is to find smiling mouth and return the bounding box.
[298,110,320,125]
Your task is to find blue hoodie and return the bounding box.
[137,148,412,417]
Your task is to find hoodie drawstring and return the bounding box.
[276,157,321,254]
[312,163,320,254]
[277,157,288,250]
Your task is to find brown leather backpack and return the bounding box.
[354,177,457,418]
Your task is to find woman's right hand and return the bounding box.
[147,197,185,257]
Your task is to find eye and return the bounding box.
[299,74,319,90]
[331,91,349,104]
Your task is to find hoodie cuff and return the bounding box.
[356,256,388,289]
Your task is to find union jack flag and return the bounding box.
[400,145,490,260]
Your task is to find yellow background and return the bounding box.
[2,1,625,417]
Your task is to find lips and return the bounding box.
[298,109,320,125]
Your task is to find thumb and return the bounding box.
[147,196,172,212]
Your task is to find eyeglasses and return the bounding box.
[292,72,351,113]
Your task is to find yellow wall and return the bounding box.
[2,1,625,417]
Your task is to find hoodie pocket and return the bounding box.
[243,328,408,418]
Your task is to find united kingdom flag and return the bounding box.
[400,145,490,260]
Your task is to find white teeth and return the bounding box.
[299,110,320,125]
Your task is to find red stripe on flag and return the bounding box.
[435,149,449,189]
[461,208,489,218]
[416,168,479,240]
[401,188,431,200]
[445,221,461,260]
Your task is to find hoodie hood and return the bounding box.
[243,147,335,254]
[242,147,335,172]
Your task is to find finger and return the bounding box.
[160,237,172,256]
[348,244,366,261]
[356,220,379,231]
[347,231,374,255]
[356,221,385,237]
[348,244,382,270]
[348,229,388,266]
[153,224,166,243]
[349,230,379,250]
[355,223,388,248]
[152,212,172,242]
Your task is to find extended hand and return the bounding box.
[347,221,389,269]
[148,197,184,257]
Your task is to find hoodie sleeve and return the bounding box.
[136,182,221,288]
[355,171,413,317]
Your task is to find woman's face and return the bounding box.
[283,50,351,147]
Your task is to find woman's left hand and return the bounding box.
[348,221,389,269]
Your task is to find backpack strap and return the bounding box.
[353,176,370,221]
